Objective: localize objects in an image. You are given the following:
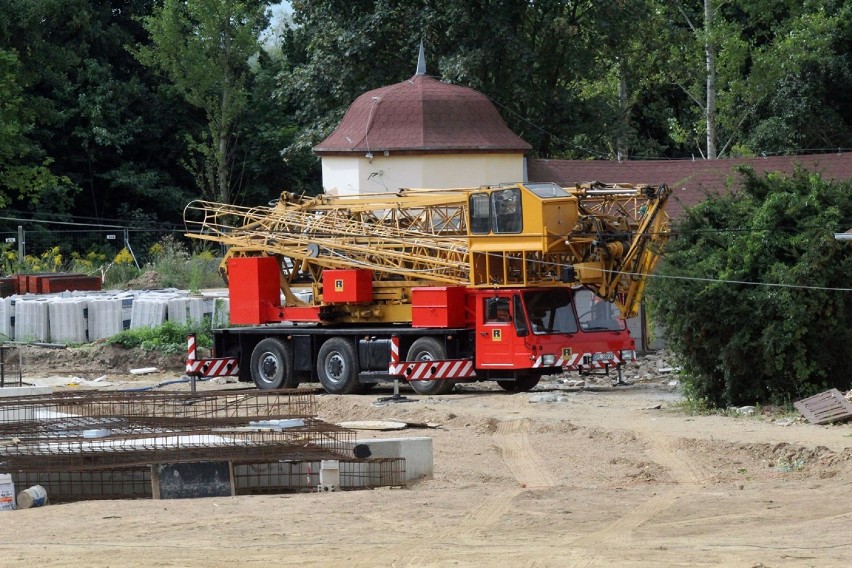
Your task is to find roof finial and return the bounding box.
[415,40,426,76]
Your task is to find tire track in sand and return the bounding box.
[567,430,709,568]
[386,418,557,567]
[436,418,557,541]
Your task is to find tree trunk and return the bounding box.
[616,56,629,161]
[705,0,717,159]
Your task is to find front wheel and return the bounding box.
[317,337,363,395]
[406,337,456,396]
[250,338,298,390]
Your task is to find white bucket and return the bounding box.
[16,485,47,509]
[0,474,14,511]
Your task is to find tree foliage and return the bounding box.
[647,169,852,407]
[137,0,269,204]
[0,0,849,244]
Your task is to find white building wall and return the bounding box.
[321,153,525,195]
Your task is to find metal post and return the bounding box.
[17,226,24,262]
[124,228,140,269]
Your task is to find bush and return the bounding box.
[107,320,213,355]
[647,168,852,408]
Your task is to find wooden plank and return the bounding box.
[794,389,852,425]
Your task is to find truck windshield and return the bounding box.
[574,288,626,331]
[523,289,579,335]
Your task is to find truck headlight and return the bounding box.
[620,349,635,361]
[542,354,556,366]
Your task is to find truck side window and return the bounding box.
[512,295,528,336]
[492,188,522,234]
[485,297,511,323]
[469,193,490,234]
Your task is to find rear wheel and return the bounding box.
[497,374,541,393]
[317,337,363,395]
[406,337,456,396]
[250,338,298,390]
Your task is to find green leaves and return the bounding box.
[648,168,852,407]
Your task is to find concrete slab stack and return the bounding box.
[0,297,14,340]
[0,289,226,345]
[129,294,173,329]
[87,296,123,340]
[47,297,89,343]
[167,296,212,325]
[14,297,50,342]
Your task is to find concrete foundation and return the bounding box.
[354,437,433,481]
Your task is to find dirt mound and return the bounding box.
[14,340,185,377]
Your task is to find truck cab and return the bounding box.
[470,286,635,383]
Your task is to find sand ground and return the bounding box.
[1,345,850,567]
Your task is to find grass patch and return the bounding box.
[108,320,213,355]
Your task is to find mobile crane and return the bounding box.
[183,181,670,395]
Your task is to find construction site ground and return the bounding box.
[3,343,851,568]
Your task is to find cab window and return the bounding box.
[574,288,626,331]
[485,297,511,323]
[492,188,522,233]
[469,193,490,234]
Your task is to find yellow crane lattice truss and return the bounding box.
[184,182,670,319]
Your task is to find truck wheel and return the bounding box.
[250,338,298,390]
[497,374,541,393]
[406,337,456,396]
[317,337,363,395]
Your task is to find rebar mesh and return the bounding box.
[0,389,407,501]
[0,389,318,436]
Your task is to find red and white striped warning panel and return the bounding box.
[389,359,476,381]
[531,350,636,371]
[186,333,239,376]
[186,357,240,377]
[388,335,475,380]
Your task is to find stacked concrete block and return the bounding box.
[47,297,89,344]
[0,296,14,340]
[14,297,50,342]
[129,294,172,329]
[87,296,125,340]
[167,296,210,325]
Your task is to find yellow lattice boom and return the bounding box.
[184,181,670,319]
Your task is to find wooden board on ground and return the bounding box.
[794,389,852,425]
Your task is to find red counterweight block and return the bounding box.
[322,269,373,304]
[227,256,281,324]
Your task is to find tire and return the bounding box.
[317,337,363,395]
[497,374,541,393]
[406,337,456,396]
[250,338,298,390]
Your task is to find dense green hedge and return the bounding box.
[648,168,852,407]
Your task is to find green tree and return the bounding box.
[646,0,851,158]
[0,0,197,238]
[647,168,852,407]
[0,48,65,207]
[137,0,270,204]
[279,1,646,161]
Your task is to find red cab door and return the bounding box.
[475,294,522,369]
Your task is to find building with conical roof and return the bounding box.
[313,46,531,195]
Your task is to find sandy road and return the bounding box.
[1,380,850,567]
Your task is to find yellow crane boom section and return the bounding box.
[184,181,670,319]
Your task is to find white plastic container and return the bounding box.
[16,485,47,509]
[319,460,340,492]
[0,474,15,511]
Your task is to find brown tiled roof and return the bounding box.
[527,153,852,220]
[314,75,532,154]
